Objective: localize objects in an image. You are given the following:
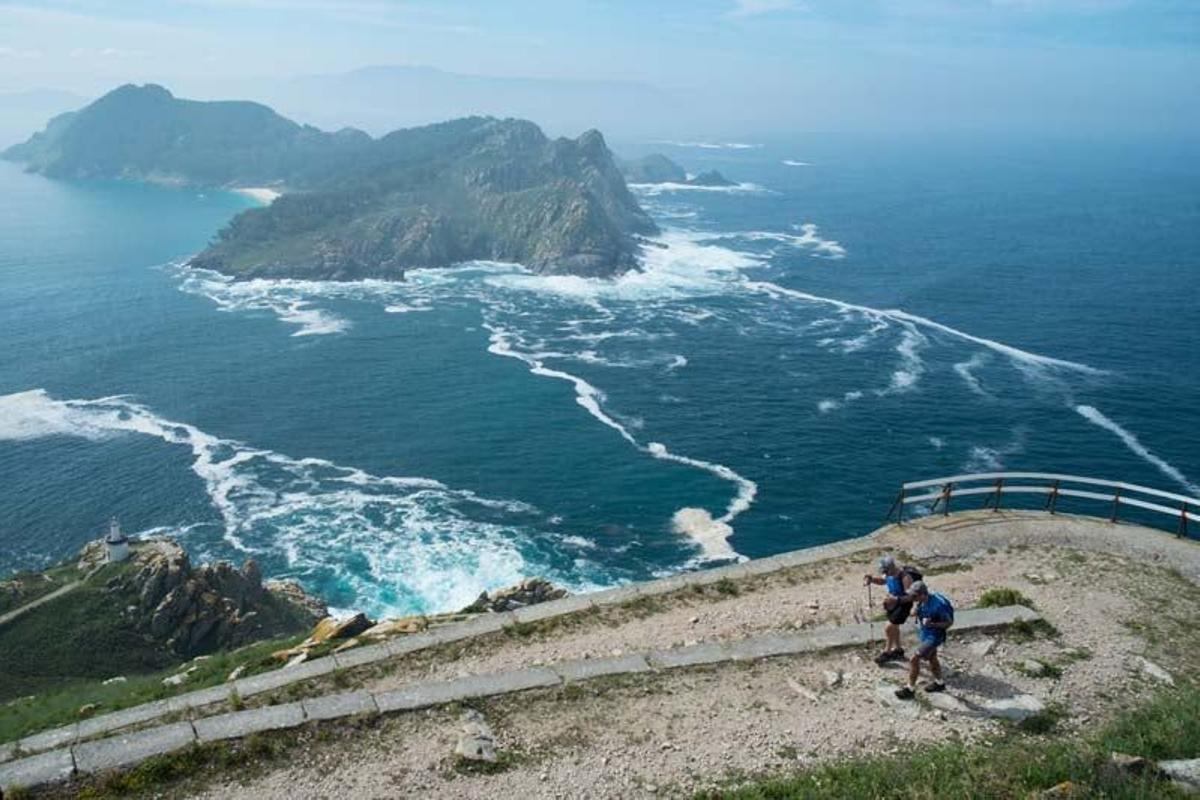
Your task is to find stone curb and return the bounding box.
[0,605,1037,792]
[4,531,891,763]
[193,703,306,744]
[72,722,196,775]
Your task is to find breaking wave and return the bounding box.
[630,181,768,197]
[0,388,605,616]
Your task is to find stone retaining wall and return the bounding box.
[0,605,1039,793]
[2,536,881,763]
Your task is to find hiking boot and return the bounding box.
[874,648,905,665]
[924,681,946,693]
[894,686,916,700]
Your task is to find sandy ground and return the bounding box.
[123,513,1200,798]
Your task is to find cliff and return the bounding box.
[0,537,325,701]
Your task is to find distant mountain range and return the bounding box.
[4,84,657,280]
[259,65,678,140]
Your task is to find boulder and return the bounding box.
[455,710,497,763]
[1136,657,1174,685]
[459,578,568,613]
[361,616,429,639]
[822,670,843,689]
[1160,759,1200,794]
[981,694,1044,721]
[967,638,996,658]
[309,612,374,644]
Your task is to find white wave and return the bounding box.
[0,388,604,616]
[175,267,353,337]
[666,354,688,371]
[817,399,839,414]
[742,280,1104,377]
[954,352,992,396]
[844,390,864,401]
[1075,405,1200,496]
[929,437,945,450]
[782,160,812,167]
[730,224,846,260]
[652,140,762,150]
[384,301,432,314]
[629,181,768,197]
[485,323,753,563]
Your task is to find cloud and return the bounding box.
[729,0,799,17]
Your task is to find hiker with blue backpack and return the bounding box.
[894,580,954,699]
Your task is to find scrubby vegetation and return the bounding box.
[977,586,1036,609]
[699,684,1200,799]
[0,634,303,744]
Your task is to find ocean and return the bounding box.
[1,134,1197,617]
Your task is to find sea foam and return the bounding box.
[1075,405,1200,496]
[0,388,604,616]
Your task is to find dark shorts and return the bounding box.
[886,600,912,625]
[916,640,942,660]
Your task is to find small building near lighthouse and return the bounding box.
[104,518,130,563]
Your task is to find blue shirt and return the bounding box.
[885,574,906,597]
[917,592,954,645]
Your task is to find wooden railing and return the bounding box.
[886,472,1199,537]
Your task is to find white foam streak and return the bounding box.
[1075,405,1200,496]
[782,160,812,167]
[485,323,753,563]
[742,280,1103,377]
[954,353,992,396]
[652,140,761,150]
[630,181,767,197]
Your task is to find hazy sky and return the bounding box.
[1,0,1197,136]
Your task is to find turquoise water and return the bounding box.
[2,135,1198,616]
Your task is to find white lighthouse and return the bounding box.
[104,518,130,563]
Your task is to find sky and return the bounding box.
[1,0,1198,138]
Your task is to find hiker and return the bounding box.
[895,580,954,699]
[863,554,922,664]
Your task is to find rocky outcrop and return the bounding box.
[620,153,687,184]
[94,538,326,658]
[686,170,736,187]
[460,578,568,613]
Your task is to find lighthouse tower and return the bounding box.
[104,518,130,563]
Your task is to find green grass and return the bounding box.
[698,684,1200,799]
[0,633,304,744]
[977,587,1036,610]
[70,733,290,799]
[0,564,76,615]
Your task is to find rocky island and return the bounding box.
[618,153,737,187]
[3,84,657,279]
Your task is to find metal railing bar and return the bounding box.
[902,473,1199,507]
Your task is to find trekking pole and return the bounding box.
[866,579,875,647]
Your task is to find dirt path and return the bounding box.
[0,581,79,628]
[171,512,1199,800]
